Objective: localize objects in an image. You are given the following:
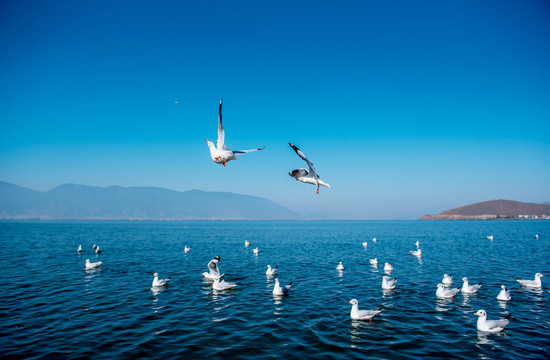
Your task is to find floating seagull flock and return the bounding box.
[77,99,544,332]
[205,98,330,193]
[77,235,545,333]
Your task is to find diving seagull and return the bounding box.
[474,310,511,333]
[288,143,330,194]
[205,98,264,167]
[347,299,382,322]
[515,273,545,288]
[152,273,171,287]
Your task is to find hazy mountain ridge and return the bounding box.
[0,181,324,220]
[420,199,550,220]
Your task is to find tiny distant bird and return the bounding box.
[95,246,101,254]
[206,98,264,167]
[253,247,259,255]
[474,310,511,333]
[336,262,345,271]
[347,299,382,322]
[369,258,378,266]
[288,143,330,194]
[184,246,191,253]
[245,240,250,247]
[384,262,393,272]
[487,235,494,241]
[77,245,82,253]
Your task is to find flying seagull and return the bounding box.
[206,98,264,166]
[288,143,330,194]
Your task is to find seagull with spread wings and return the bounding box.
[288,143,330,194]
[205,98,264,166]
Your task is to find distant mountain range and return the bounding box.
[0,181,328,220]
[419,199,550,220]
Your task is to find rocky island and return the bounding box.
[420,199,550,220]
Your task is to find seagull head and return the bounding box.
[474,310,487,317]
[347,299,358,305]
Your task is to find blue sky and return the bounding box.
[1,0,549,219]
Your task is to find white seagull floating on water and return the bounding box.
[497,285,511,301]
[383,262,393,272]
[77,245,82,253]
[253,247,259,255]
[184,246,191,253]
[372,237,377,243]
[213,275,237,291]
[202,256,222,280]
[487,235,494,241]
[205,98,264,167]
[515,273,545,288]
[266,265,278,276]
[273,278,293,296]
[266,265,277,276]
[288,143,330,194]
[362,241,368,248]
[410,249,422,257]
[245,240,250,247]
[347,299,382,322]
[415,241,420,248]
[442,274,453,286]
[369,258,378,266]
[152,273,171,287]
[382,276,397,290]
[461,277,482,294]
[95,246,101,254]
[85,259,103,269]
[336,262,345,271]
[436,283,461,298]
[474,310,511,333]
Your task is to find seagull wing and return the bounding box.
[217,98,226,149]
[289,168,309,179]
[289,143,319,179]
[233,146,265,155]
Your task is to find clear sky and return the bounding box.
[1,0,549,219]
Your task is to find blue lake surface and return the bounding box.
[0,220,549,359]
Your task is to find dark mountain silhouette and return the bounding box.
[420,199,550,220]
[0,181,309,220]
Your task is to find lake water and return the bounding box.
[0,220,549,359]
